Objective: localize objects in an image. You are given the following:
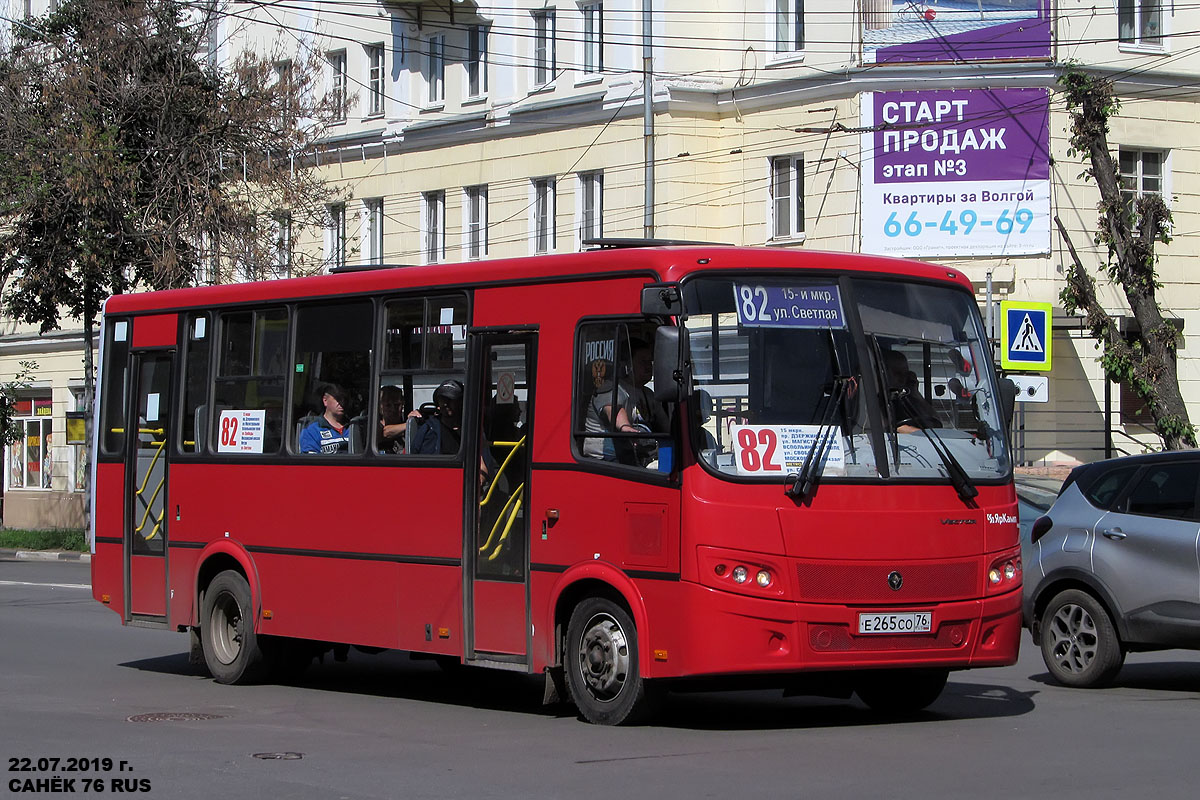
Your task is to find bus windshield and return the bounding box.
[683,275,1010,484]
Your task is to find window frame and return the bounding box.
[327,49,348,122]
[774,0,804,54]
[365,43,385,117]
[768,154,805,241]
[533,10,557,87]
[5,394,54,491]
[531,177,557,254]
[427,34,446,105]
[327,202,347,270]
[577,170,603,248]
[363,198,384,266]
[423,190,446,264]
[464,185,488,260]
[1118,146,1168,207]
[1118,0,1166,50]
[581,2,604,75]
[467,25,489,98]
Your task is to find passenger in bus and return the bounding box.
[377,384,406,454]
[883,350,941,433]
[299,382,353,454]
[409,379,466,456]
[583,358,638,462]
[621,339,668,465]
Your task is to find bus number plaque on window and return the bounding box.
[734,284,846,329]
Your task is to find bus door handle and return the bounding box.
[1101,527,1126,541]
[542,509,559,540]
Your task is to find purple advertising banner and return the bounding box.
[872,88,1051,185]
[863,1,1051,65]
[860,87,1051,257]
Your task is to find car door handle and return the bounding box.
[1101,527,1127,540]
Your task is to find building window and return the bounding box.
[274,60,295,126]
[273,211,292,276]
[775,0,804,53]
[465,185,488,260]
[70,388,86,491]
[427,35,445,104]
[533,10,557,87]
[1118,0,1163,48]
[6,395,53,491]
[1119,148,1165,206]
[363,198,384,265]
[532,177,557,254]
[328,50,347,122]
[327,203,346,269]
[423,191,446,264]
[769,155,804,240]
[578,171,603,245]
[581,3,603,74]
[365,44,385,116]
[468,25,489,98]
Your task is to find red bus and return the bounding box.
[90,244,1022,724]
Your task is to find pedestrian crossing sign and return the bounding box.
[1000,300,1052,372]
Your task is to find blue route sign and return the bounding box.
[1000,300,1052,372]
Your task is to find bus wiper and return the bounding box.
[908,415,979,504]
[787,376,848,502]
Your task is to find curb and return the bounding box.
[0,549,91,563]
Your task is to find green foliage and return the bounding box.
[0,0,341,339]
[0,528,88,552]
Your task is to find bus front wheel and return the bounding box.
[855,668,948,714]
[200,570,267,685]
[565,597,659,725]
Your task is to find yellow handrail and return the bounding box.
[479,482,525,561]
[133,438,167,541]
[479,435,526,509]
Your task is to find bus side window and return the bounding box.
[99,319,131,457]
[378,293,468,455]
[180,313,211,454]
[290,300,374,455]
[574,320,668,470]
[213,308,288,454]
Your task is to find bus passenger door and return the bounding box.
[466,333,535,665]
[124,351,173,624]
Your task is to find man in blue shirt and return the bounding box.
[300,382,353,454]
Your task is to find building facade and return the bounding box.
[1,0,1197,526]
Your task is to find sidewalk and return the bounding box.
[1014,465,1073,512]
[0,548,90,563]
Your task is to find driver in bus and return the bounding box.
[883,350,941,433]
[299,382,353,454]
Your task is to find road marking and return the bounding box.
[0,580,91,590]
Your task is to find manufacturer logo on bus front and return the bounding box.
[888,571,904,591]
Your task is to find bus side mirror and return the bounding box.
[998,375,1017,429]
[641,283,681,315]
[653,326,685,404]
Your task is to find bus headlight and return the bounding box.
[732,566,748,584]
[755,570,772,587]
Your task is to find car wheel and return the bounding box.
[1039,589,1125,688]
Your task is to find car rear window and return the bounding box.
[1083,465,1139,509]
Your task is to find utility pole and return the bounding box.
[642,0,654,239]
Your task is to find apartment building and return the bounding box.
[1,0,1197,526]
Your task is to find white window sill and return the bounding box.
[766,51,806,68]
[528,81,556,96]
[575,74,604,88]
[1118,43,1168,55]
[420,102,446,113]
[765,235,806,247]
[462,95,488,107]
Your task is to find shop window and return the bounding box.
[7,395,53,490]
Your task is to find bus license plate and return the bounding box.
[858,612,932,634]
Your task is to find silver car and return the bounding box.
[1023,451,1200,687]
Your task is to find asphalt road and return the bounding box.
[3,556,1198,800]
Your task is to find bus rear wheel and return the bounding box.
[201,570,267,685]
[565,598,659,725]
[855,668,948,714]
